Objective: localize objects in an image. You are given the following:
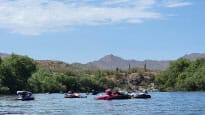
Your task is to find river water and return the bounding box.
[0,92,205,115]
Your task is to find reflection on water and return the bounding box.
[1,92,205,115]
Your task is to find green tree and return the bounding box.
[0,54,36,93]
[156,58,191,91]
[28,68,52,92]
[156,58,205,91]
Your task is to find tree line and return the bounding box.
[156,58,205,91]
[0,54,115,94]
[2,54,204,94]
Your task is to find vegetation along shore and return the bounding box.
[1,53,205,94]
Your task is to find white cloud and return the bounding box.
[0,0,191,35]
[103,0,156,9]
[162,0,192,8]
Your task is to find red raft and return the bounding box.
[96,89,131,100]
[96,94,131,100]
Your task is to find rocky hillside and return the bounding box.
[36,60,81,73]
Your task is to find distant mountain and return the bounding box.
[87,54,132,70]
[182,53,205,60]
[72,54,171,71]
[0,52,10,58]
[89,54,171,70]
[1,52,205,71]
[72,53,205,71]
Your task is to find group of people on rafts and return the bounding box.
[17,88,151,101]
[63,88,151,100]
[96,88,151,100]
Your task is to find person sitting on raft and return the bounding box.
[105,88,112,96]
[67,90,80,97]
[105,89,124,96]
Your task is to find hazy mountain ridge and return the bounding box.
[182,53,205,60]
[0,53,10,59]
[78,54,171,71]
[72,53,205,71]
[1,52,205,71]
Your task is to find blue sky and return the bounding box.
[0,0,204,64]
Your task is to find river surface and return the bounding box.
[0,92,205,115]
